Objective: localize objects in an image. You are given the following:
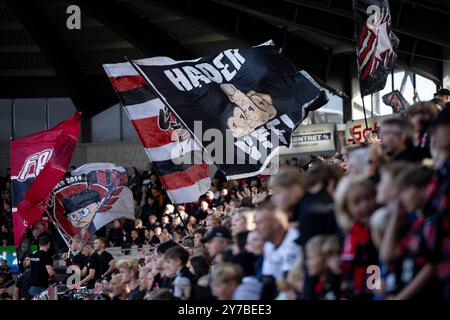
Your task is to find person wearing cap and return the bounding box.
[423,105,450,300]
[201,226,232,262]
[197,226,233,300]
[434,88,450,104]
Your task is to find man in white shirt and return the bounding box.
[254,202,302,299]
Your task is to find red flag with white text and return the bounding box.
[10,112,81,246]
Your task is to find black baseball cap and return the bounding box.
[435,88,450,96]
[201,226,232,243]
[432,105,450,127]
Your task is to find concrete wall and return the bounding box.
[2,140,150,174]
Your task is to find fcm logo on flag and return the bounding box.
[17,149,53,182]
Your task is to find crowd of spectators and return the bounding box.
[2,90,450,300]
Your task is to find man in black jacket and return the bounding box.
[162,246,194,299]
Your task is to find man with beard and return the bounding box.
[13,256,31,300]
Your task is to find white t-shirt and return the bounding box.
[262,228,302,280]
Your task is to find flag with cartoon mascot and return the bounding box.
[49,163,134,243]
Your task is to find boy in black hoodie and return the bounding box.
[162,245,193,299]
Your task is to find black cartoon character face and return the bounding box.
[220,83,277,138]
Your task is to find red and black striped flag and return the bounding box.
[103,62,211,204]
[353,0,399,96]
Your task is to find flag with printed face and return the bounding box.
[103,63,211,204]
[354,0,399,96]
[49,163,134,242]
[382,90,409,113]
[10,112,81,246]
[108,41,327,180]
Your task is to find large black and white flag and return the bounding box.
[354,0,399,96]
[130,41,328,179]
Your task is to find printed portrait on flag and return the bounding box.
[127,41,328,179]
[220,83,277,138]
[50,164,134,241]
[382,90,409,113]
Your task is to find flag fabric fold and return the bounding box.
[382,90,409,113]
[103,62,211,204]
[353,0,399,96]
[50,163,135,242]
[10,112,81,246]
[107,41,327,180]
